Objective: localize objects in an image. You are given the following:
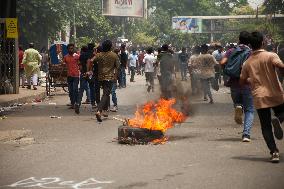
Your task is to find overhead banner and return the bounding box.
[102,0,144,17]
[172,17,202,33]
[6,18,18,38]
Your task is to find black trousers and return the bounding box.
[257,103,284,154]
[97,80,112,112]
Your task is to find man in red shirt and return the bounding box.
[63,43,80,113]
[19,45,25,88]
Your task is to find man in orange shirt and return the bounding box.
[240,31,284,163]
[63,44,80,113]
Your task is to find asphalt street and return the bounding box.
[0,74,284,189]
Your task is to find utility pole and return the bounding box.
[210,20,214,43]
[73,8,77,44]
[144,0,148,19]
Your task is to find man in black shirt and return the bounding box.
[76,45,91,114]
[119,44,128,88]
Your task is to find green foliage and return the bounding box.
[132,32,156,46]
[17,0,283,49]
[263,0,284,14]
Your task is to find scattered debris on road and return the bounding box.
[0,116,7,120]
[50,116,62,119]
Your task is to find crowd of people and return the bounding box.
[19,30,284,163]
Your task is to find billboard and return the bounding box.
[172,17,202,33]
[102,0,144,17]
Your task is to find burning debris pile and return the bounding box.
[117,98,187,145]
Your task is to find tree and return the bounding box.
[263,0,284,14]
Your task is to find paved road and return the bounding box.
[0,74,284,189]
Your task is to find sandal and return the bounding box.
[95,111,102,122]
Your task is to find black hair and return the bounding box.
[250,31,264,50]
[146,47,153,54]
[121,43,126,49]
[192,46,200,54]
[81,45,88,52]
[67,43,75,49]
[182,47,186,52]
[102,40,112,52]
[29,43,34,48]
[161,44,169,51]
[239,31,251,45]
[200,44,208,54]
[87,43,95,51]
[19,45,23,51]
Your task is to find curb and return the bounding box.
[0,91,46,107]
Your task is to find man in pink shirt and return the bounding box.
[240,31,284,163]
[63,44,80,113]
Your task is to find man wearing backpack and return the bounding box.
[221,31,254,142]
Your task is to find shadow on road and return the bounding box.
[212,137,242,142]
[168,134,199,141]
[231,154,284,163]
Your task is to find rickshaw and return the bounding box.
[46,42,68,96]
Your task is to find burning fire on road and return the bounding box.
[117,98,187,145]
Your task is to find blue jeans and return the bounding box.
[111,81,117,106]
[78,74,90,105]
[201,78,213,100]
[230,87,254,136]
[119,66,126,87]
[67,76,79,105]
[88,78,100,105]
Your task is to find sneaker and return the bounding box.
[234,105,243,125]
[242,134,251,142]
[110,106,118,112]
[271,117,283,140]
[270,152,280,163]
[74,104,80,114]
[203,97,208,101]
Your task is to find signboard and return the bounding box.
[172,17,202,33]
[6,18,18,38]
[102,0,144,17]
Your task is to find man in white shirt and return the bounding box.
[143,47,156,92]
[128,50,138,82]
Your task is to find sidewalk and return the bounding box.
[0,86,46,107]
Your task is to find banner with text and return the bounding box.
[172,17,202,33]
[102,0,144,17]
[6,18,18,38]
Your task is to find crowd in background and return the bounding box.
[18,31,284,162]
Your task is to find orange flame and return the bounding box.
[128,98,186,133]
